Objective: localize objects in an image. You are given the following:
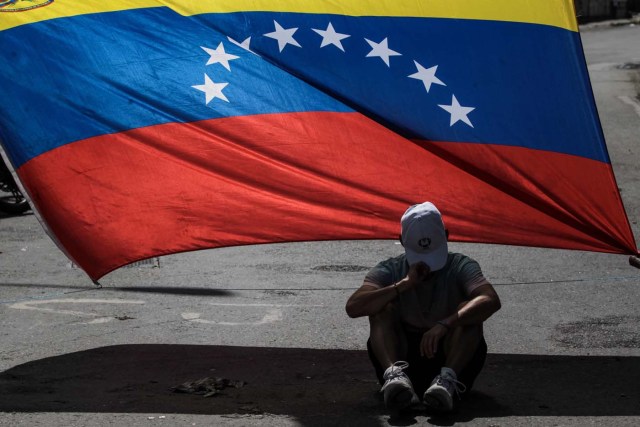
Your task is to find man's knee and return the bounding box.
[372,300,399,318]
[450,323,483,341]
[450,301,484,340]
[369,300,400,324]
[444,323,483,357]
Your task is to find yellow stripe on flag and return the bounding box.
[1,0,578,32]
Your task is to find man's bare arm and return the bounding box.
[419,282,501,358]
[345,282,399,318]
[439,283,501,328]
[345,262,430,318]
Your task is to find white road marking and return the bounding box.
[587,62,619,71]
[8,298,145,324]
[181,309,283,325]
[181,312,201,320]
[206,303,324,307]
[181,303,324,326]
[618,95,640,118]
[85,317,115,324]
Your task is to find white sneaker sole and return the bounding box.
[423,388,453,412]
[384,383,416,411]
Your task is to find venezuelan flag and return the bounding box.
[0,0,636,280]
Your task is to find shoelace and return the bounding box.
[437,374,466,398]
[385,361,410,380]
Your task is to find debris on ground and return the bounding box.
[171,377,247,397]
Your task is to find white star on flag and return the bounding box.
[312,22,350,51]
[228,36,258,56]
[264,20,301,52]
[192,74,229,104]
[438,95,475,127]
[408,61,446,93]
[200,42,239,71]
[364,37,401,66]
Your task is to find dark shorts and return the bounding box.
[367,328,487,396]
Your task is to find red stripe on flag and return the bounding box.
[17,112,637,279]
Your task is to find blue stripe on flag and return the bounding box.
[0,8,608,166]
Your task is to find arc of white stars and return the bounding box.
[191,26,474,129]
[364,37,401,66]
[192,74,229,104]
[408,61,446,93]
[438,95,475,127]
[264,20,301,52]
[312,22,350,51]
[200,42,239,71]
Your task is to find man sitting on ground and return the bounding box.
[345,201,501,412]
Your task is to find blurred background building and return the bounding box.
[574,0,639,22]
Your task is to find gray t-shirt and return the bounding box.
[364,252,489,329]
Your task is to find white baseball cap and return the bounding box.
[401,202,448,271]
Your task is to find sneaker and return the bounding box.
[380,361,417,411]
[423,367,466,412]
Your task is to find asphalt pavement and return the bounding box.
[1,21,640,427]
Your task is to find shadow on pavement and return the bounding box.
[0,345,638,426]
[113,286,236,297]
[0,283,237,297]
[0,211,33,220]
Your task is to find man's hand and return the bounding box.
[407,261,430,284]
[394,261,431,295]
[420,323,448,358]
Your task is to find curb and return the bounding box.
[579,14,640,31]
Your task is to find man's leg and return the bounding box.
[367,302,417,410]
[423,323,487,412]
[443,324,483,375]
[368,301,407,368]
